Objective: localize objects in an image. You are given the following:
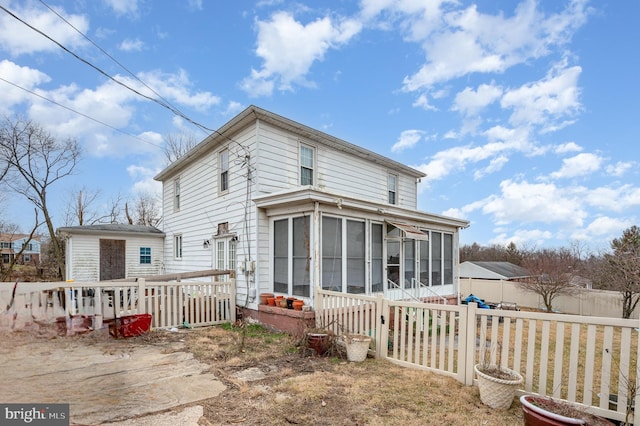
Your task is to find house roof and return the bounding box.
[154,105,427,182]
[57,224,165,237]
[0,233,40,242]
[253,187,470,229]
[459,261,532,280]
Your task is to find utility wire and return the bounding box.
[0,3,214,134]
[0,76,164,150]
[37,0,199,135]
[0,3,250,156]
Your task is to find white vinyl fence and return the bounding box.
[0,278,236,330]
[316,287,639,424]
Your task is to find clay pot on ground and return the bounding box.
[306,332,331,356]
[520,395,615,425]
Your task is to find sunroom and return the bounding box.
[254,188,469,306]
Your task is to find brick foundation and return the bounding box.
[240,305,316,337]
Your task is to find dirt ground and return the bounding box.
[1,322,524,425]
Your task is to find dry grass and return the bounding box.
[177,322,523,425]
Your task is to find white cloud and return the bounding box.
[481,179,588,227]
[490,229,553,248]
[0,2,88,55]
[571,216,635,241]
[555,142,582,154]
[0,60,50,113]
[119,38,145,52]
[241,11,362,96]
[501,60,582,129]
[400,0,589,91]
[583,184,640,212]
[391,129,424,152]
[550,152,603,179]
[104,0,139,16]
[134,69,221,111]
[452,83,502,116]
[606,161,634,177]
[412,93,437,111]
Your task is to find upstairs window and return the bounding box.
[219,149,229,193]
[300,144,314,186]
[140,247,151,264]
[174,178,181,211]
[388,174,397,204]
[174,235,182,259]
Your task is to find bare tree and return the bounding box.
[62,187,106,226]
[600,226,640,319]
[163,132,197,164]
[0,117,81,280]
[519,248,581,312]
[127,191,161,226]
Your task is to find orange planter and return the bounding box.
[293,300,304,311]
[267,297,276,306]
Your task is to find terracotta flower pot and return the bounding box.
[520,395,615,425]
[293,300,304,311]
[267,297,276,306]
[259,293,274,305]
[307,333,330,356]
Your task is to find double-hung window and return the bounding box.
[219,149,229,193]
[388,174,397,204]
[174,178,181,211]
[140,247,151,264]
[300,144,314,186]
[174,235,182,260]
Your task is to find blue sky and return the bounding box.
[0,0,638,252]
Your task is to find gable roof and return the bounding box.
[57,224,165,237]
[154,105,427,182]
[459,261,532,280]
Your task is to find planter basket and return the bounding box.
[344,334,372,362]
[475,364,523,410]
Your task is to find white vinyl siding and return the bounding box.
[254,121,419,208]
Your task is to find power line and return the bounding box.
[0,3,215,134]
[0,3,250,156]
[0,76,164,150]
[37,0,199,135]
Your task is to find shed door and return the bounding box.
[100,239,125,281]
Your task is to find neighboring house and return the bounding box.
[57,224,165,281]
[0,233,41,265]
[155,105,469,312]
[459,261,532,281]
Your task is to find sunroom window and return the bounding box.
[273,216,310,297]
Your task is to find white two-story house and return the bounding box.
[155,105,469,314]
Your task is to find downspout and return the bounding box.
[312,201,320,308]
